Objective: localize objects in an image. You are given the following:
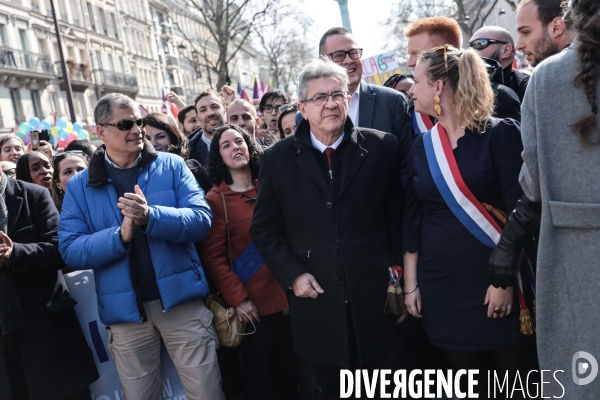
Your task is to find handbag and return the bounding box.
[204,189,256,348]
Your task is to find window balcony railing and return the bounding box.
[0,46,53,75]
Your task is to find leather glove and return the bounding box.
[488,200,541,289]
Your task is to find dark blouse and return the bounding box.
[402,118,524,351]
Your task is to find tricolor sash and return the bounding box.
[423,123,536,334]
[412,110,434,135]
[423,123,502,248]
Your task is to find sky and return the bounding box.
[300,0,397,58]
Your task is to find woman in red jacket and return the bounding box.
[202,124,298,400]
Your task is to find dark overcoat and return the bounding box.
[251,118,403,368]
[0,179,98,400]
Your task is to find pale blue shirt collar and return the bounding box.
[310,130,345,153]
[104,151,142,169]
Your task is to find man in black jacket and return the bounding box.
[188,89,227,166]
[469,26,530,102]
[251,58,403,398]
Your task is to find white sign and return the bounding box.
[65,271,187,400]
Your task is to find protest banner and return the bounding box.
[361,51,403,86]
[65,271,187,400]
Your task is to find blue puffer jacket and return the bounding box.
[58,143,212,325]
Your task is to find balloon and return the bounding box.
[50,126,59,137]
[56,118,67,129]
[24,131,30,146]
[15,131,25,140]
[19,122,30,132]
[66,123,73,133]
[28,117,40,129]
[67,133,78,144]
[57,139,68,149]
[77,130,89,140]
[48,135,56,146]
[41,119,52,130]
[73,122,84,132]
[59,128,69,141]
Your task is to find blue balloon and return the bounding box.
[73,122,84,132]
[40,119,52,130]
[56,118,67,129]
[59,128,69,140]
[48,135,56,146]
[28,117,40,129]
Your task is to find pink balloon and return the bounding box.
[66,133,79,144]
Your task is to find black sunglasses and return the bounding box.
[53,150,86,159]
[105,118,145,131]
[467,38,508,50]
[279,103,298,113]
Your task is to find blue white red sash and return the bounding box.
[423,123,502,248]
[412,110,434,135]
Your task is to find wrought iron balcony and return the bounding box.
[96,69,138,96]
[166,55,179,68]
[0,46,53,76]
[54,61,94,92]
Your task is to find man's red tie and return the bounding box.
[323,147,334,179]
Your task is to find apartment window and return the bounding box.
[50,93,59,113]
[70,0,80,26]
[57,0,67,22]
[31,0,40,12]
[76,95,86,120]
[0,24,7,46]
[112,14,119,39]
[31,90,42,118]
[81,0,92,29]
[18,29,29,51]
[10,89,23,125]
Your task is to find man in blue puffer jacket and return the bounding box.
[58,93,224,400]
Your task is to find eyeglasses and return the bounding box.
[104,118,145,131]
[326,48,363,63]
[53,150,86,159]
[434,45,450,82]
[261,104,284,114]
[301,91,348,107]
[279,103,298,113]
[467,38,508,50]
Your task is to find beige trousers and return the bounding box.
[107,299,224,400]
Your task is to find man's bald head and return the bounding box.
[469,26,516,68]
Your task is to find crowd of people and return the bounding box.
[0,0,598,399]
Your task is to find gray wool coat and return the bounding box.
[520,41,600,399]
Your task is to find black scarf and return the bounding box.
[0,175,25,358]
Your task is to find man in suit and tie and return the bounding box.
[318,27,413,169]
[251,58,403,398]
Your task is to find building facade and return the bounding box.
[0,0,261,134]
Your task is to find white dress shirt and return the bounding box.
[310,131,345,152]
[348,83,360,126]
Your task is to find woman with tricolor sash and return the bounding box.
[402,45,538,396]
[201,125,298,400]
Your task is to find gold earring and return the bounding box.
[433,96,441,117]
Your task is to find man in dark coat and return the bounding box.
[188,89,227,166]
[0,173,98,400]
[469,26,530,103]
[251,58,403,398]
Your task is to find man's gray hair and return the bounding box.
[298,57,350,101]
[94,93,138,125]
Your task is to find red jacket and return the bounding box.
[202,181,288,316]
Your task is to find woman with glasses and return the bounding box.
[51,151,88,212]
[15,151,54,190]
[277,103,298,140]
[144,112,212,193]
[403,45,538,396]
[201,125,298,400]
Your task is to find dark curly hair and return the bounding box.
[16,151,51,183]
[570,0,600,145]
[208,124,260,186]
[144,112,190,159]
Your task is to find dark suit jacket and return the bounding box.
[0,179,98,400]
[187,127,209,167]
[251,118,403,368]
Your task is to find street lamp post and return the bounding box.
[334,0,353,33]
[49,0,77,122]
